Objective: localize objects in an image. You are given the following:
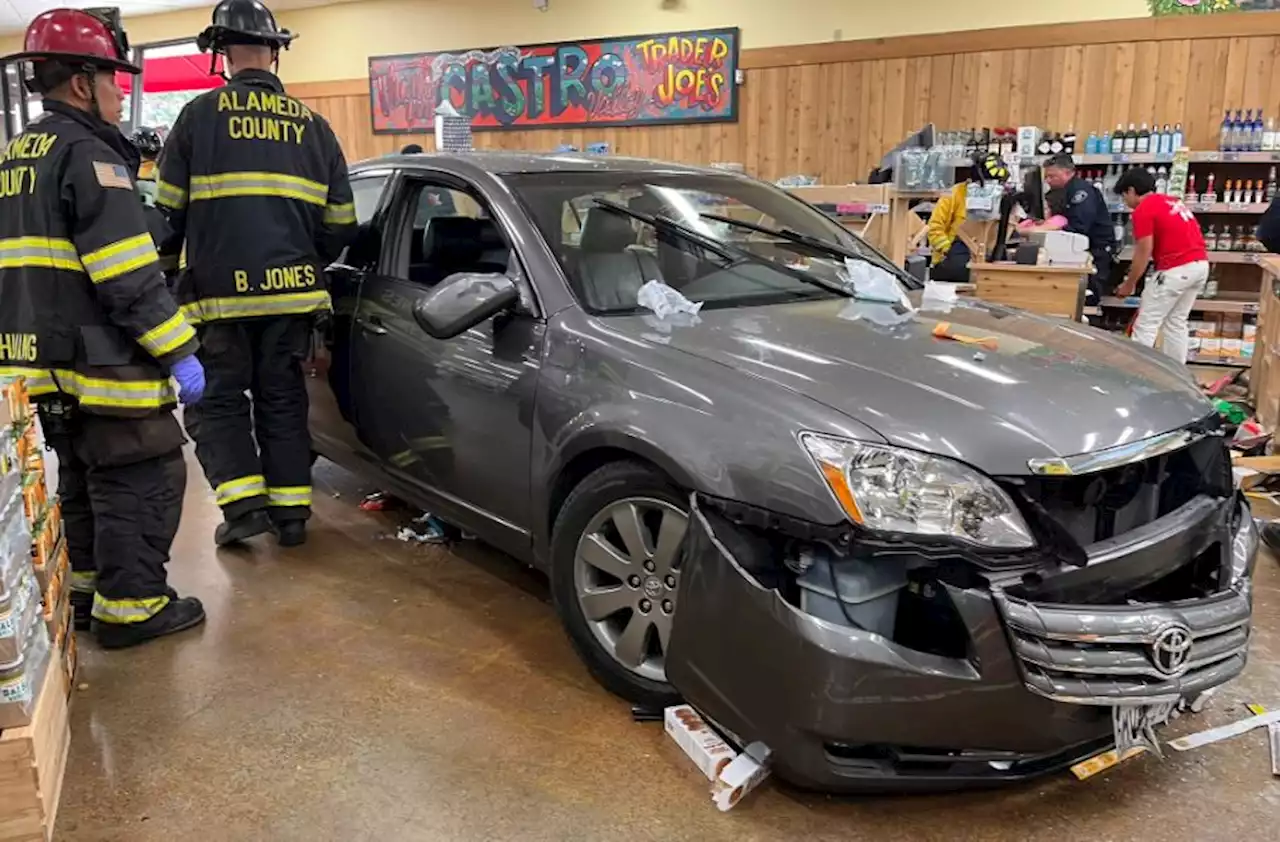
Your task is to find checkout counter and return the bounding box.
[968,230,1092,321]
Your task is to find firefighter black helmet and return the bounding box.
[197,0,295,54]
[130,127,163,158]
[971,151,1009,184]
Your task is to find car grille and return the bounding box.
[995,588,1251,705]
[1014,433,1232,547]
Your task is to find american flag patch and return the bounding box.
[93,161,133,190]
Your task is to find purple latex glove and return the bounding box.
[170,355,205,405]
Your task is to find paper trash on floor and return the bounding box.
[664,705,771,811]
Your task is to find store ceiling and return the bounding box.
[0,0,332,36]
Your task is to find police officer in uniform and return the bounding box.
[1042,153,1118,298]
[0,8,207,648]
[156,0,356,548]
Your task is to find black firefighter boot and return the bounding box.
[214,509,274,547]
[275,520,307,548]
[70,590,93,631]
[93,597,207,650]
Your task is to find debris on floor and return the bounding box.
[931,321,998,350]
[1167,707,1280,752]
[1070,746,1148,781]
[394,514,449,544]
[359,491,398,512]
[664,705,772,811]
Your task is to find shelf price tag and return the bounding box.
[1228,202,1251,212]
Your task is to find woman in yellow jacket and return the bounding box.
[927,180,971,281]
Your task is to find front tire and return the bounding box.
[550,461,687,708]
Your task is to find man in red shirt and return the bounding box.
[1113,167,1209,363]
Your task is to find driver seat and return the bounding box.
[575,210,661,311]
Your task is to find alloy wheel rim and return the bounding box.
[573,497,688,683]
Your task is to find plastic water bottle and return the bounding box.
[1173,122,1185,151]
[1221,111,1234,151]
[1086,131,1099,155]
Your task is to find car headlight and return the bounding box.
[800,433,1034,549]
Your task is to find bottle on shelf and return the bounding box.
[1234,109,1248,150]
[1037,130,1053,156]
[1094,170,1105,194]
[1219,224,1234,251]
[1063,126,1077,155]
[1268,166,1278,201]
[1255,110,1265,151]
[1205,271,1220,298]
[1266,118,1278,152]
[1099,130,1111,154]
[1187,172,1198,201]
[1113,214,1126,249]
[1111,123,1125,154]
[1155,166,1170,195]
[1240,109,1254,151]
[1235,224,1249,251]
[1205,224,1218,251]
[1220,110,1234,151]
[1173,122,1185,151]
[1206,172,1218,201]
[1245,179,1256,204]
[1136,122,1150,154]
[1103,164,1118,194]
[1084,131,1097,155]
[1123,122,1138,153]
[1049,132,1065,154]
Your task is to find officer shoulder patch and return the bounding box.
[93,161,133,190]
[1071,189,1088,205]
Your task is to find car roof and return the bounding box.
[352,151,726,177]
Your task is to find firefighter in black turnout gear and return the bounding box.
[157,0,357,548]
[0,8,207,649]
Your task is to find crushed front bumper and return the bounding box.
[665,493,1257,793]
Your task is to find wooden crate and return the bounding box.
[1251,259,1280,430]
[0,663,70,842]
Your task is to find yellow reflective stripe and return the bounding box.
[323,202,355,225]
[0,366,175,408]
[80,233,159,283]
[137,312,196,357]
[0,236,82,272]
[156,179,187,209]
[268,486,312,507]
[70,571,97,594]
[215,475,266,506]
[182,290,331,324]
[92,593,169,624]
[190,171,328,206]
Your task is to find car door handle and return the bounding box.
[356,315,388,336]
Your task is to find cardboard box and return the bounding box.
[1222,314,1245,340]
[1223,338,1244,358]
[0,658,70,842]
[1195,318,1220,339]
[1201,337,1223,357]
[665,705,738,781]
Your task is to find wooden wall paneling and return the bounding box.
[783,65,805,175]
[1223,38,1251,116]
[818,63,842,182]
[1055,46,1084,133]
[972,51,1003,130]
[1242,37,1275,117]
[1006,49,1029,123]
[1158,40,1192,129]
[1108,43,1136,131]
[1127,42,1160,138]
[1077,44,1107,138]
[1045,47,1067,133]
[863,60,887,179]
[1206,39,1235,149]
[927,53,954,129]
[840,61,864,183]
[1022,48,1054,129]
[881,58,908,164]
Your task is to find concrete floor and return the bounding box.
[56,453,1280,842]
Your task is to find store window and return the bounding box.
[122,40,221,135]
[1,64,22,143]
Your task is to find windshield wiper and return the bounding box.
[590,199,853,298]
[698,212,907,280]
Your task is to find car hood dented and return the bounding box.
[606,295,1213,476]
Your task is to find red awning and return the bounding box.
[117,54,223,94]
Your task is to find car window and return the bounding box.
[391,179,513,289]
[506,171,904,315]
[351,175,388,224]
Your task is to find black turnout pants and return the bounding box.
[42,406,186,624]
[184,317,313,524]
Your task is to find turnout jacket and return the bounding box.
[0,101,197,416]
[156,69,357,323]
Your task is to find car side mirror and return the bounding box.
[412,272,519,340]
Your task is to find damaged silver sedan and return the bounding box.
[308,152,1257,792]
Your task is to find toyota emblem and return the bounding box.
[1150,624,1194,676]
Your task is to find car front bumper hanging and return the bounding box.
[664,493,1258,793]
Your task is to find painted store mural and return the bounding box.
[1149,0,1280,15]
[368,28,740,134]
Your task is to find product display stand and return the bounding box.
[0,379,74,842]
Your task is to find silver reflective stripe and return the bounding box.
[80,234,159,284]
[183,290,331,323]
[323,202,356,225]
[92,593,169,624]
[156,180,187,209]
[215,475,266,506]
[70,571,97,594]
[189,172,328,206]
[0,236,82,271]
[138,312,196,357]
[268,486,312,507]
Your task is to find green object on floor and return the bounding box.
[1215,399,1248,425]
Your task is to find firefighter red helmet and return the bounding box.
[2,8,141,74]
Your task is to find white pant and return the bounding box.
[1131,260,1210,363]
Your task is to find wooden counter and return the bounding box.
[966,261,1090,321]
[1250,256,1280,428]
